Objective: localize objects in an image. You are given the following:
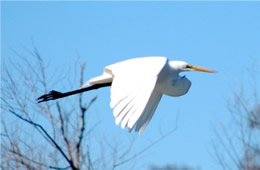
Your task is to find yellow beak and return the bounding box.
[191,65,217,73]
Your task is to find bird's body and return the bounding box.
[83,57,215,133]
[155,60,191,97]
[87,57,191,97]
[38,56,216,134]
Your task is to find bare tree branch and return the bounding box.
[2,48,171,170]
[8,109,77,170]
[115,115,179,168]
[7,149,70,170]
[213,66,260,170]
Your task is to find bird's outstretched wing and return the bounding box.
[107,57,167,133]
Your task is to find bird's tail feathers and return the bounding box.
[81,73,113,88]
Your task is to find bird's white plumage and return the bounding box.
[86,72,113,85]
[87,57,167,133]
[84,56,216,134]
[135,90,162,133]
[108,57,167,133]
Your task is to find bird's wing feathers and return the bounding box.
[111,76,162,133]
[107,57,167,133]
[134,90,162,134]
[105,57,167,78]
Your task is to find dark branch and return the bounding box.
[56,102,73,161]
[8,109,78,170]
[76,95,97,165]
[37,83,111,103]
[8,149,70,170]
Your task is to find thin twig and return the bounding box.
[8,109,77,170]
[8,149,70,170]
[56,102,73,162]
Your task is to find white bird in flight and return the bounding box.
[38,56,216,134]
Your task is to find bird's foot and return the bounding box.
[37,90,63,103]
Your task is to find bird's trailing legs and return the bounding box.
[37,82,112,103]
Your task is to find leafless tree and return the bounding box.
[1,48,138,170]
[212,66,260,170]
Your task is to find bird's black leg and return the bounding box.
[37,82,112,103]
[37,90,65,103]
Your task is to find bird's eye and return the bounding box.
[186,65,192,69]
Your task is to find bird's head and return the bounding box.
[169,61,216,73]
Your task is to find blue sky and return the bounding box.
[2,2,260,169]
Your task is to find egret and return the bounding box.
[37,56,216,134]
